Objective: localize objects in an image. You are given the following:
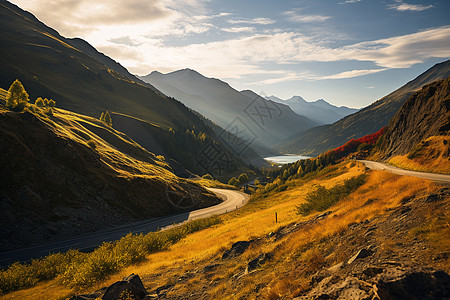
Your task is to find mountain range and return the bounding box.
[141,69,318,151]
[265,95,358,124]
[279,59,450,156]
[0,0,259,175]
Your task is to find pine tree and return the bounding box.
[99,111,112,126]
[6,79,29,108]
[103,111,112,127]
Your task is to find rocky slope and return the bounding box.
[279,60,450,156]
[69,168,450,300]
[379,77,450,157]
[0,106,220,251]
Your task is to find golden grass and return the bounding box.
[2,162,440,299]
[190,178,236,190]
[388,136,450,174]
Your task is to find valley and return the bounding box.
[0,0,449,299]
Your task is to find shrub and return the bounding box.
[0,215,222,294]
[86,139,97,149]
[35,97,44,107]
[202,174,213,180]
[297,174,367,216]
[237,173,249,185]
[228,177,237,186]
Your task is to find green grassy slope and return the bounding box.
[0,104,220,251]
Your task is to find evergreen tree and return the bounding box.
[100,111,112,126]
[6,79,29,108]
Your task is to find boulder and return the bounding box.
[375,268,450,300]
[246,253,273,273]
[222,240,252,259]
[348,248,374,264]
[102,274,148,300]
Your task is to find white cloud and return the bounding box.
[318,68,389,79]
[117,25,450,81]
[388,2,434,11]
[10,0,212,37]
[339,0,362,4]
[283,10,331,23]
[193,12,233,21]
[221,27,255,33]
[228,17,275,25]
[338,26,450,68]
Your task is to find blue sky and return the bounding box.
[10,0,450,108]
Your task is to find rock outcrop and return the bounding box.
[380,77,450,157]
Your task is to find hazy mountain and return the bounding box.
[263,95,358,124]
[141,69,318,151]
[0,0,255,175]
[279,60,450,156]
[66,38,160,94]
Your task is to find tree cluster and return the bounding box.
[35,97,55,108]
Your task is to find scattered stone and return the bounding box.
[154,284,174,296]
[363,266,384,277]
[203,263,220,272]
[296,276,373,300]
[102,274,148,300]
[245,253,273,274]
[348,248,375,264]
[328,262,345,273]
[222,240,252,259]
[68,287,107,300]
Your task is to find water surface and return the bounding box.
[264,155,311,164]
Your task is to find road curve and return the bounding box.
[0,188,249,267]
[359,160,450,183]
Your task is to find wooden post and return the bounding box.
[275,212,278,223]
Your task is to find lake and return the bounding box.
[264,155,311,165]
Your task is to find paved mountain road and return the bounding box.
[359,160,450,183]
[0,188,249,267]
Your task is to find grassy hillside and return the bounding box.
[280,60,450,156]
[2,161,447,299]
[0,1,253,175]
[0,100,220,252]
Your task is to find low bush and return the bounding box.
[0,216,222,294]
[297,174,367,216]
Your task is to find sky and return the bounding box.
[10,0,450,108]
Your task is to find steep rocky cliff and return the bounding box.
[380,77,450,157]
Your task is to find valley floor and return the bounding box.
[2,162,449,299]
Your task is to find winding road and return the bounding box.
[359,160,450,183]
[0,188,249,267]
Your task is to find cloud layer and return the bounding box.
[10,0,450,87]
